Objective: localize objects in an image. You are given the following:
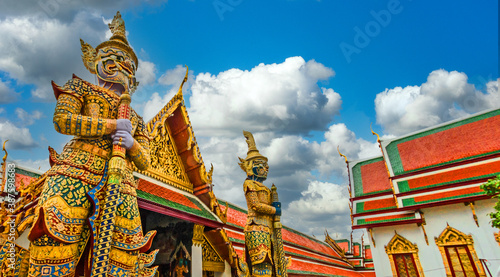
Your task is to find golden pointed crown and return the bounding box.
[80,11,138,74]
[242,130,267,162]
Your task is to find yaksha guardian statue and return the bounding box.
[239,131,289,277]
[27,12,157,277]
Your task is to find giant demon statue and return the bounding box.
[239,131,289,277]
[27,12,157,277]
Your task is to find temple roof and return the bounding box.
[346,108,500,229]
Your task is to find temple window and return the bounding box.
[385,232,425,277]
[434,225,486,277]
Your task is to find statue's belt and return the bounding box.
[66,140,111,159]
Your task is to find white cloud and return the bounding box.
[0,120,37,149]
[0,11,110,101]
[0,78,19,103]
[284,180,350,238]
[0,0,169,22]
[15,108,43,126]
[188,57,340,136]
[142,90,177,122]
[13,158,50,172]
[375,70,500,136]
[158,65,190,86]
[136,59,157,86]
[312,124,379,178]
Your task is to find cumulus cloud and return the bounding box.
[0,0,168,22]
[0,11,108,101]
[0,120,37,149]
[15,108,43,126]
[13,158,50,172]
[0,78,19,103]
[375,70,500,136]
[284,181,351,237]
[312,124,380,178]
[188,57,341,136]
[136,59,157,86]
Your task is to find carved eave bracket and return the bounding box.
[324,230,346,258]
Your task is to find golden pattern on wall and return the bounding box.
[139,115,192,191]
[385,232,425,277]
[495,231,500,246]
[434,225,486,277]
[202,235,225,272]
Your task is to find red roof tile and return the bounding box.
[289,259,359,276]
[137,179,200,210]
[361,197,396,213]
[398,115,500,172]
[360,160,391,194]
[282,228,341,258]
[16,173,36,190]
[404,160,500,191]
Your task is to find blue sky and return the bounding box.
[0,0,498,239]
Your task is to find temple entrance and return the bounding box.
[140,208,194,277]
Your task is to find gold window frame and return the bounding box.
[434,225,486,277]
[385,232,425,277]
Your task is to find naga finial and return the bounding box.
[2,140,8,165]
[370,123,381,143]
[337,146,348,164]
[177,66,189,97]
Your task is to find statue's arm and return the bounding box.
[127,118,150,171]
[53,93,116,137]
[244,184,276,215]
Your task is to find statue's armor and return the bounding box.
[244,179,276,277]
[28,77,153,277]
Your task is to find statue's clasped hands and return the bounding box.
[112,119,134,149]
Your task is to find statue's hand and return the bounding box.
[272,202,281,216]
[116,119,132,133]
[112,130,134,149]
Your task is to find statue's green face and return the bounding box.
[96,47,137,94]
[251,159,269,181]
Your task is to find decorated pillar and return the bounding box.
[192,224,205,277]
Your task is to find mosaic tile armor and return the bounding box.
[24,11,157,277]
[239,131,280,277]
[27,77,154,277]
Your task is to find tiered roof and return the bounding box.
[348,108,500,229]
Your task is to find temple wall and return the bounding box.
[368,198,498,277]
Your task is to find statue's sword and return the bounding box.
[89,91,131,277]
[271,184,288,277]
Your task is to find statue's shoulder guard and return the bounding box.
[52,76,90,102]
[243,180,267,194]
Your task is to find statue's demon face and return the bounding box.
[251,159,269,181]
[96,47,137,94]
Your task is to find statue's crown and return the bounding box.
[242,131,267,162]
[80,11,138,74]
[96,11,138,66]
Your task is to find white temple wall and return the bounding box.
[368,198,498,277]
